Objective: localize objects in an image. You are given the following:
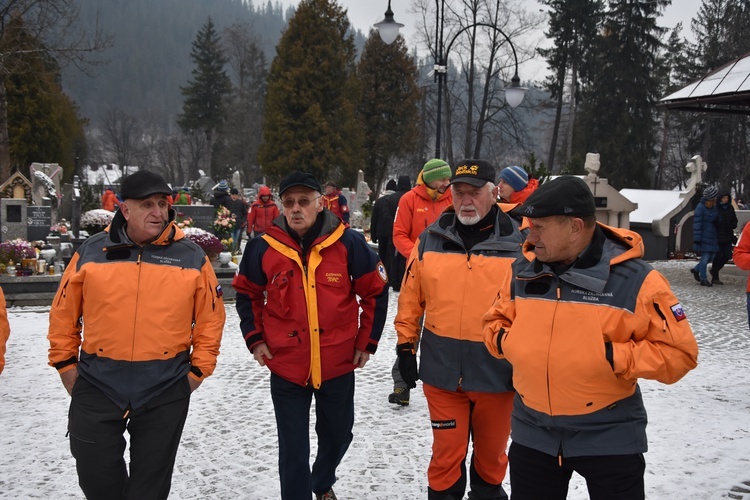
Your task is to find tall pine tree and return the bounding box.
[258,0,362,187]
[576,0,669,188]
[178,17,232,180]
[356,30,422,194]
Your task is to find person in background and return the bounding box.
[385,175,412,291]
[48,170,225,499]
[691,185,720,287]
[100,187,121,212]
[247,186,280,239]
[497,165,538,205]
[323,181,350,224]
[0,286,10,376]
[370,179,398,286]
[210,180,232,210]
[395,159,523,499]
[227,188,249,253]
[233,171,388,500]
[389,159,453,407]
[709,189,738,285]
[733,222,750,328]
[483,176,699,500]
[172,187,193,205]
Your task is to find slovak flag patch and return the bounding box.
[216,284,224,298]
[670,303,686,321]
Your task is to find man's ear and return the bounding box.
[120,202,130,220]
[569,217,586,241]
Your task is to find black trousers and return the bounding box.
[711,241,734,279]
[68,376,191,500]
[508,442,645,500]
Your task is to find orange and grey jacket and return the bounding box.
[0,287,9,375]
[483,223,698,457]
[392,172,453,259]
[47,209,225,410]
[732,222,750,291]
[395,206,524,392]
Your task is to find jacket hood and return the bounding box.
[397,175,411,191]
[258,186,272,197]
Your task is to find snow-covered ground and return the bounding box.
[1,260,749,499]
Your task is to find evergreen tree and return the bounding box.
[575,0,669,188]
[356,30,422,195]
[215,22,268,185]
[538,0,603,172]
[2,14,87,182]
[258,0,362,187]
[178,17,232,180]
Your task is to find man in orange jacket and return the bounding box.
[100,187,121,211]
[48,170,225,499]
[395,159,523,498]
[483,176,698,499]
[0,287,9,376]
[389,158,453,406]
[732,222,750,327]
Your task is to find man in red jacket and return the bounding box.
[322,181,350,223]
[247,186,280,238]
[233,171,388,500]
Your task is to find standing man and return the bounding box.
[385,175,413,291]
[0,286,9,376]
[497,165,538,204]
[247,185,280,238]
[227,188,249,253]
[483,176,699,499]
[100,187,121,212]
[389,158,453,406]
[370,179,397,285]
[322,181,350,224]
[709,189,737,285]
[233,171,388,500]
[395,159,524,499]
[732,221,750,328]
[48,170,225,499]
[691,185,719,286]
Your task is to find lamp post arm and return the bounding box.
[443,22,520,78]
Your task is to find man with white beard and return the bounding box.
[394,159,525,499]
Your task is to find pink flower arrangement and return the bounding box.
[211,206,237,235]
[0,239,36,266]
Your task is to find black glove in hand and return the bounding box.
[397,342,419,389]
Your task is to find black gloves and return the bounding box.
[397,342,419,388]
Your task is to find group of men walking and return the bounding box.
[43,161,698,500]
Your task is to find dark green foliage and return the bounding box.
[356,30,422,195]
[258,0,362,187]
[178,17,232,179]
[575,0,670,189]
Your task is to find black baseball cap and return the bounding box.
[450,159,496,188]
[120,170,172,200]
[279,171,323,196]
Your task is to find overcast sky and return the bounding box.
[277,0,703,81]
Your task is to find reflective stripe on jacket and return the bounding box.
[47,210,225,410]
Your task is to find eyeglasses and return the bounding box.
[281,195,321,208]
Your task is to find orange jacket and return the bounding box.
[0,287,9,375]
[48,210,225,409]
[733,222,750,291]
[484,224,698,415]
[395,206,524,392]
[392,172,453,258]
[507,178,539,204]
[100,190,121,211]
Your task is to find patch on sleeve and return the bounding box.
[216,284,223,298]
[377,262,388,283]
[670,303,686,321]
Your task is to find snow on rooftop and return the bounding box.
[620,188,688,224]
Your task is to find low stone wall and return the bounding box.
[0,266,237,307]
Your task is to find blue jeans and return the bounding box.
[693,251,717,281]
[270,371,354,499]
[231,228,243,252]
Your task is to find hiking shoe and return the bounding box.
[316,489,337,500]
[388,387,410,406]
[690,268,700,282]
[700,279,712,287]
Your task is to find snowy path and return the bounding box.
[1,260,749,499]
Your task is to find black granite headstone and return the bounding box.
[27,206,52,241]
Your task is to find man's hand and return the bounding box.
[60,367,78,396]
[353,349,370,368]
[188,376,202,392]
[252,343,273,366]
[397,343,419,389]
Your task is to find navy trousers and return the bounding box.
[508,442,645,500]
[68,376,191,500]
[270,371,355,500]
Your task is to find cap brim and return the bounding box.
[280,182,321,195]
[450,177,489,188]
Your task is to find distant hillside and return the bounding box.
[62,0,366,129]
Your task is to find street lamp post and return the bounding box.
[375,0,527,159]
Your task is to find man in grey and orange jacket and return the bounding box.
[395,159,524,499]
[48,170,225,499]
[483,176,698,500]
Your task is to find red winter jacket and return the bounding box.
[247,187,280,235]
